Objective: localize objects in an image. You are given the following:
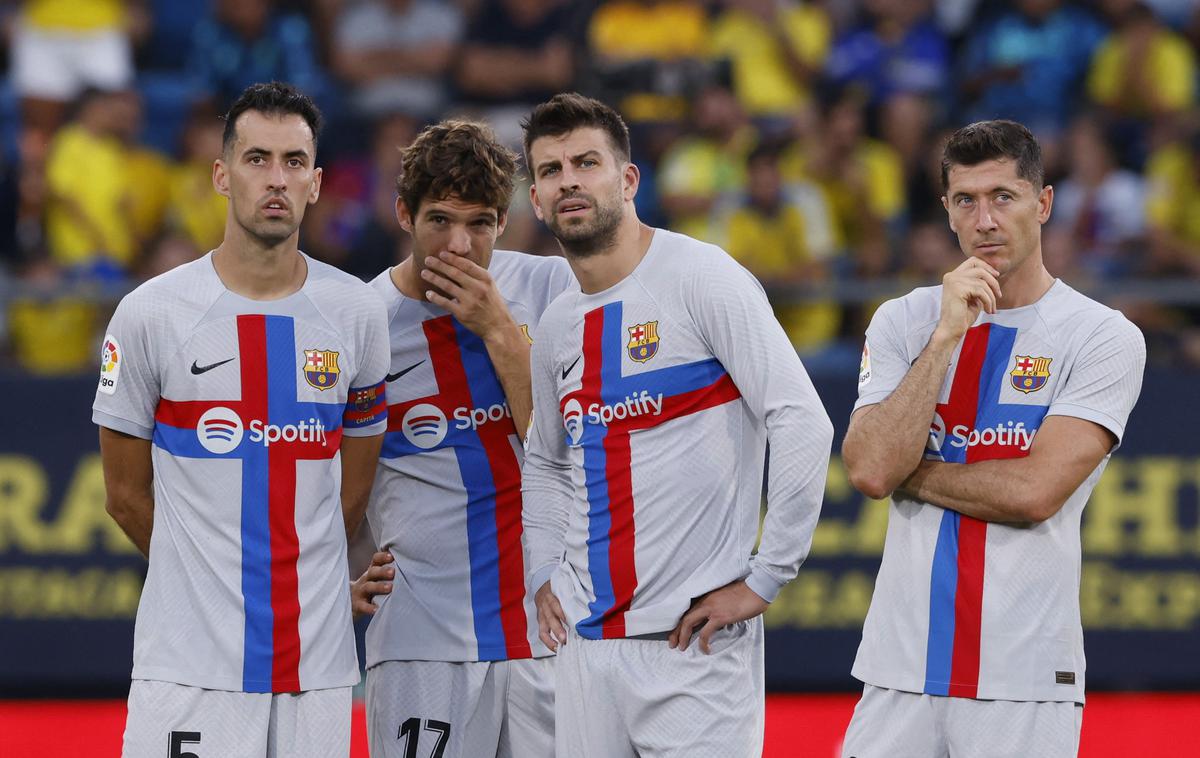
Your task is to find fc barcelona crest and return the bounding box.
[1010,355,1051,394]
[303,349,341,390]
[627,321,660,363]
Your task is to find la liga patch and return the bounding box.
[98,334,121,395]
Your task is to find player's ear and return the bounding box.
[529,183,545,222]
[622,160,640,202]
[396,198,414,233]
[941,195,956,233]
[308,166,322,205]
[1038,184,1054,224]
[213,158,230,198]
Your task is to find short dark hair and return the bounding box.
[221,81,323,155]
[521,92,631,166]
[941,120,1043,191]
[397,119,518,215]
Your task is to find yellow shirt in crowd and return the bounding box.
[45,124,136,267]
[1088,28,1196,115]
[1145,143,1200,245]
[24,0,124,31]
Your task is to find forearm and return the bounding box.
[106,496,153,557]
[484,324,533,436]
[843,331,958,498]
[900,459,1039,524]
[750,401,834,601]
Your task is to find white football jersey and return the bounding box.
[364,250,574,665]
[851,280,1145,703]
[92,252,390,693]
[522,228,833,639]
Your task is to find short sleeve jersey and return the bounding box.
[92,252,390,694]
[852,280,1145,703]
[364,251,574,665]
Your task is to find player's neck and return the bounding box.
[390,257,426,302]
[212,234,308,301]
[997,253,1055,310]
[566,217,654,295]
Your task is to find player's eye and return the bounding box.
[580,159,597,168]
[288,159,304,169]
[996,193,1012,202]
[540,166,559,177]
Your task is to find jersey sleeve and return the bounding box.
[854,296,913,411]
[686,250,834,602]
[91,293,161,439]
[342,293,390,437]
[520,321,574,594]
[1046,314,1146,446]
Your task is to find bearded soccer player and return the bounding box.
[841,120,1146,757]
[93,82,390,758]
[349,119,573,758]
[517,92,834,756]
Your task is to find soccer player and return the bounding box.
[349,120,573,757]
[519,92,834,756]
[93,82,390,758]
[840,120,1146,756]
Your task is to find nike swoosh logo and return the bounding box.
[190,357,235,375]
[386,360,426,383]
[561,355,581,381]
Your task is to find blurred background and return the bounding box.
[0,0,1197,755]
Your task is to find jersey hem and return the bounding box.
[130,667,361,693]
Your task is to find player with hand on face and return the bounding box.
[350,119,573,758]
[519,92,834,757]
[94,81,391,758]
[841,120,1146,757]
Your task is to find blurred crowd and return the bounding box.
[3,0,1200,376]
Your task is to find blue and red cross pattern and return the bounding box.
[152,314,384,693]
[923,322,1050,698]
[380,315,532,661]
[561,301,742,640]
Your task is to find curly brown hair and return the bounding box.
[396,120,518,215]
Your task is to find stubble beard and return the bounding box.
[547,192,624,259]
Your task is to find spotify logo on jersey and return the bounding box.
[562,398,583,446]
[402,403,448,449]
[197,407,244,454]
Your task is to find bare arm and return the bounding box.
[333,42,456,84]
[899,415,1115,523]
[843,257,1002,499]
[457,40,573,98]
[340,433,384,541]
[422,252,533,433]
[99,427,154,557]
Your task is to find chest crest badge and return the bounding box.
[303,349,341,390]
[1010,355,1052,394]
[627,321,660,363]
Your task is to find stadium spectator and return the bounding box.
[165,106,230,254]
[456,0,581,143]
[187,0,327,108]
[717,141,840,353]
[585,0,710,123]
[8,0,145,138]
[331,0,464,119]
[708,0,833,121]
[782,86,904,277]
[301,112,417,280]
[957,0,1105,146]
[44,88,141,279]
[6,256,99,374]
[1050,117,1146,279]
[1088,0,1197,164]
[1144,129,1200,277]
[656,84,756,242]
[825,0,951,170]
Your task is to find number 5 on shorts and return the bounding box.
[398,717,451,758]
[168,731,201,758]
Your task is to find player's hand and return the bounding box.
[351,550,395,619]
[668,579,769,655]
[535,580,569,652]
[422,252,519,342]
[934,257,1002,345]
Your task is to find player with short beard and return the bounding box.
[519,92,834,756]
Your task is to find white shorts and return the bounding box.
[555,618,764,758]
[841,684,1083,758]
[122,679,351,758]
[11,21,133,100]
[365,657,554,758]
